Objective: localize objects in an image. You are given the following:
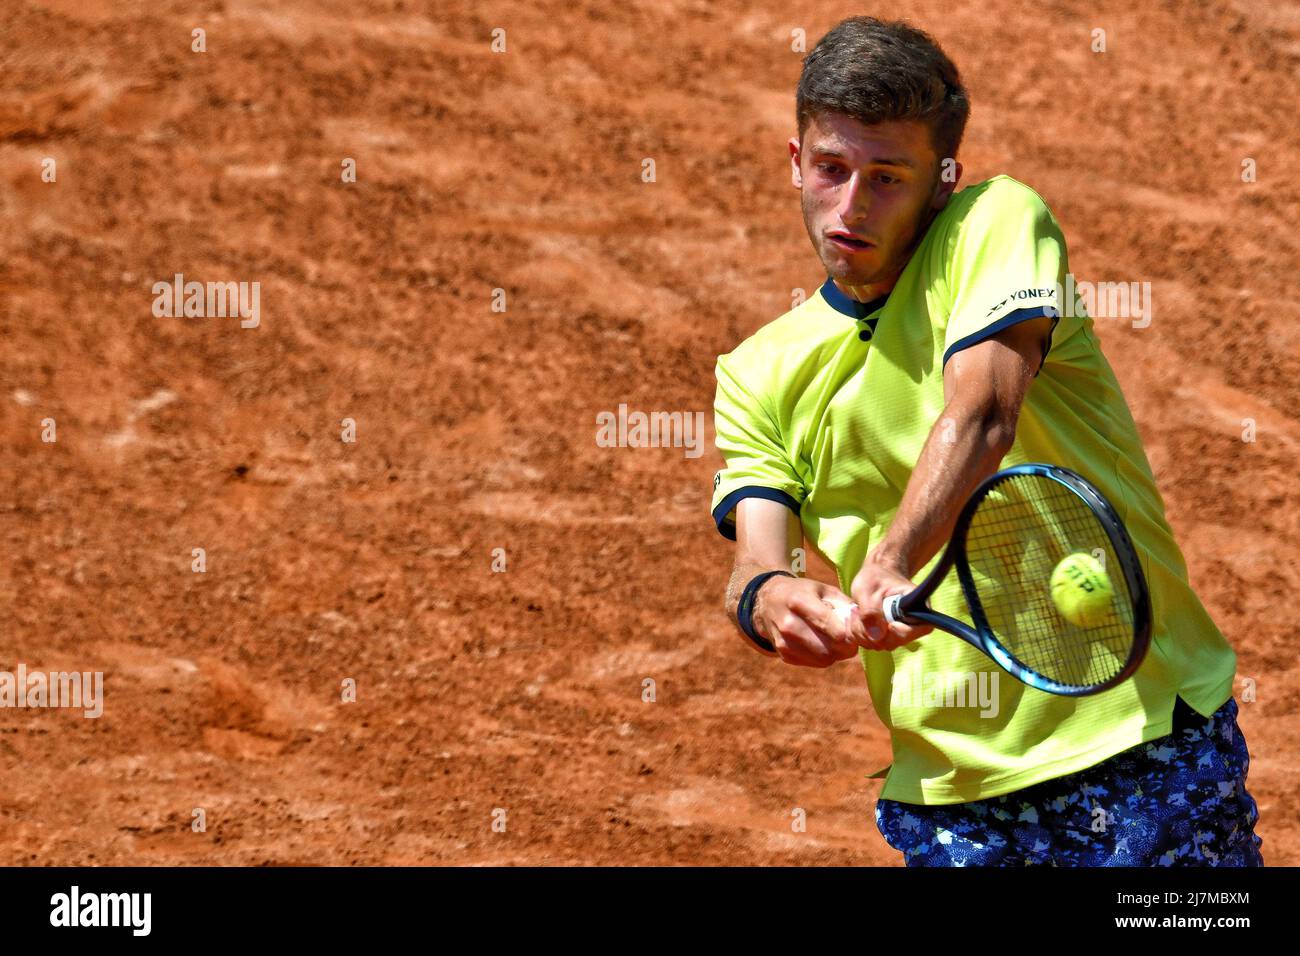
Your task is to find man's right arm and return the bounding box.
[725,498,864,667]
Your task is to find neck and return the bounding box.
[833,276,898,304]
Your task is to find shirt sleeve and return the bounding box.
[709,350,806,541]
[941,180,1073,375]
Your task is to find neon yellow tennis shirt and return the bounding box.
[710,175,1237,805]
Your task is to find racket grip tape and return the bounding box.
[883,593,905,624]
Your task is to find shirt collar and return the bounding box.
[818,276,890,320]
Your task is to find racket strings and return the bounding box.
[962,474,1136,688]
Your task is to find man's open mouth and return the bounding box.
[828,232,873,250]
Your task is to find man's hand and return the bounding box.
[752,575,863,668]
[848,552,934,651]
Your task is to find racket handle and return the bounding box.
[883,593,905,625]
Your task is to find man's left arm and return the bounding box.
[846,314,1054,649]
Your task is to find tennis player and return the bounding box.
[711,16,1263,866]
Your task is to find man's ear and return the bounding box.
[932,159,962,209]
[789,137,803,189]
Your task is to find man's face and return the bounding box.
[791,113,960,294]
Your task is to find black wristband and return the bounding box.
[737,570,794,653]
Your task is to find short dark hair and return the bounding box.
[796,17,970,162]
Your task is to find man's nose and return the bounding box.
[837,171,870,224]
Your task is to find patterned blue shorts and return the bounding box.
[875,696,1264,866]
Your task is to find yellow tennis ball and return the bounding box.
[1050,552,1114,627]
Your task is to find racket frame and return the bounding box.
[883,463,1152,696]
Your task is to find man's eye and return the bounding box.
[875,173,899,185]
[817,163,841,174]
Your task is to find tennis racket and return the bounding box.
[877,462,1151,696]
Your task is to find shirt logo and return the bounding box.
[984,287,1056,318]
